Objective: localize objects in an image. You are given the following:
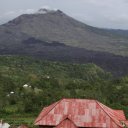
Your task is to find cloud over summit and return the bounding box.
[0,0,128,29]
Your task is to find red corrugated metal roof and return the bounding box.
[35,99,127,128]
[35,100,60,123]
[114,110,126,120]
[56,116,77,128]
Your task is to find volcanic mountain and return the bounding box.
[0,9,128,76]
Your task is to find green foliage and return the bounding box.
[0,55,127,121]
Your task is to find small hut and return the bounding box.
[35,99,128,128]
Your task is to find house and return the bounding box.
[35,99,128,128]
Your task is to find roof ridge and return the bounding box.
[96,101,123,128]
[62,98,96,101]
[56,115,77,127]
[35,99,63,124]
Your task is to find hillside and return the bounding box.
[0,56,128,119]
[0,9,128,56]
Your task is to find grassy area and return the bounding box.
[2,114,37,128]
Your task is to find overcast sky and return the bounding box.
[0,0,128,29]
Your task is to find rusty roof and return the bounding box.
[35,99,128,128]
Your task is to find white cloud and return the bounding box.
[67,0,128,29]
[19,9,36,14]
[0,0,128,29]
[25,9,35,14]
[4,11,15,16]
[40,5,51,10]
[0,9,36,24]
[3,9,35,16]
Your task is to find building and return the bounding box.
[0,120,10,128]
[35,99,128,128]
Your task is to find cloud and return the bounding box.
[40,5,51,10]
[4,11,16,16]
[0,9,36,24]
[40,5,58,11]
[67,0,128,29]
[0,0,128,29]
[25,9,35,14]
[3,9,35,17]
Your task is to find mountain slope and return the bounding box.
[0,9,128,76]
[0,9,128,56]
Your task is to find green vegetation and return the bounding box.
[0,56,128,126]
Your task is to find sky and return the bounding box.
[0,0,128,29]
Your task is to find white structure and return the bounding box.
[0,120,10,128]
[10,91,14,94]
[23,84,29,88]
